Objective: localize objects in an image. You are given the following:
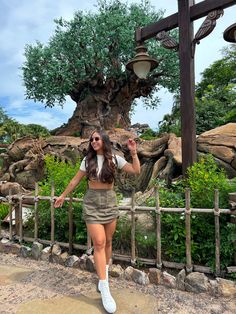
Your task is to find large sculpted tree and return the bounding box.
[22,0,179,137]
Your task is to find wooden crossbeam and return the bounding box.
[137,0,236,42]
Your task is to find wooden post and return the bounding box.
[87,233,92,254]
[8,189,13,240]
[178,0,197,175]
[50,182,55,244]
[155,186,162,269]
[214,189,221,275]
[131,189,136,266]
[185,188,192,272]
[14,203,20,236]
[68,193,73,255]
[34,182,39,240]
[18,194,23,243]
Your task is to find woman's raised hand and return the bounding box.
[54,195,65,208]
[127,138,137,155]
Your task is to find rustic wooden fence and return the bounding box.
[0,182,235,276]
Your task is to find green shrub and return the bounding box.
[146,180,187,262]
[139,128,157,140]
[184,154,236,268]
[113,214,157,259]
[143,156,236,269]
[25,155,87,244]
[185,154,236,208]
[135,230,157,259]
[0,203,9,220]
[113,214,132,254]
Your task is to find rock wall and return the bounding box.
[0,123,236,195]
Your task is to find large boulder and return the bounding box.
[197,123,236,178]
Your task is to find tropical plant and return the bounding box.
[158,45,236,135]
[157,94,181,136]
[139,128,157,140]
[0,203,9,220]
[185,154,235,209]
[25,155,87,243]
[23,124,50,138]
[0,106,50,143]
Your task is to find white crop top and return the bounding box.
[79,154,127,175]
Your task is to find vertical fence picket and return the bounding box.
[131,189,136,266]
[50,182,55,244]
[34,182,39,240]
[68,194,73,255]
[19,194,23,243]
[214,189,221,275]
[155,186,162,269]
[8,189,13,240]
[185,188,192,272]
[87,233,92,254]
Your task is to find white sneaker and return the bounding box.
[98,280,102,292]
[99,280,116,313]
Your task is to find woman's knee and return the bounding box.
[93,238,106,251]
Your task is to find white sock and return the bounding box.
[98,279,107,293]
[106,264,109,281]
[98,265,109,292]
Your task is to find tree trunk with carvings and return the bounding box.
[53,75,159,138]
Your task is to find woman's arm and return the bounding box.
[54,170,86,208]
[122,139,141,174]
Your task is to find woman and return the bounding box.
[54,129,140,313]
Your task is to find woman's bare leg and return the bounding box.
[86,223,106,280]
[87,222,117,313]
[104,219,117,264]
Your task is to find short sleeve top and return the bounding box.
[79,154,127,175]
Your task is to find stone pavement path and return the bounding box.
[0,253,235,314]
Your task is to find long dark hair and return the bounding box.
[86,129,116,183]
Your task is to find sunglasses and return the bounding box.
[90,136,101,142]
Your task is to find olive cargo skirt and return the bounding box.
[83,189,119,224]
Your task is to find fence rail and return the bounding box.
[0,182,235,275]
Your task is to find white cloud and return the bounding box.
[6,97,76,130]
[131,88,174,129]
[14,110,64,130]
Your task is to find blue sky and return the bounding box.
[0,0,235,131]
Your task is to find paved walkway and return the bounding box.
[0,253,235,314]
[0,263,158,314]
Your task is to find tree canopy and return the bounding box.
[0,106,50,143]
[195,45,236,133]
[158,45,236,135]
[22,0,179,110]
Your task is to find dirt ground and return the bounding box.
[0,253,235,314]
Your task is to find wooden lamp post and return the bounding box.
[126,0,236,175]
